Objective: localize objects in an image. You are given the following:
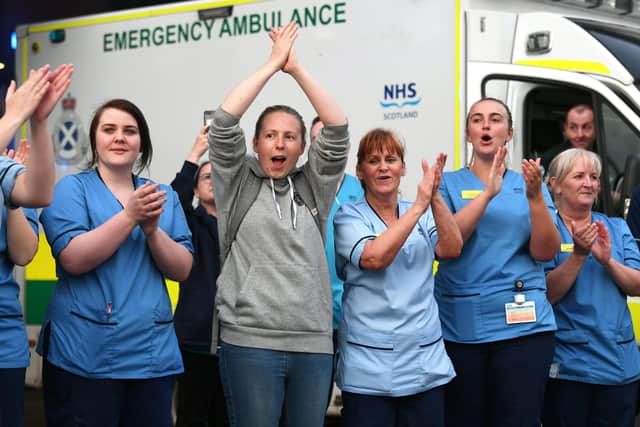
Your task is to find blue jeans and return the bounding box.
[218,341,332,427]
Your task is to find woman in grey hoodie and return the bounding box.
[207,22,349,427]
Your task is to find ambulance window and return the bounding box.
[590,31,640,85]
[572,18,640,86]
[599,100,640,214]
[608,86,640,119]
[520,86,591,161]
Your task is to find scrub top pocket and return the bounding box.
[65,309,117,375]
[339,333,394,393]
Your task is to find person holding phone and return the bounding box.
[171,126,228,427]
[208,22,348,427]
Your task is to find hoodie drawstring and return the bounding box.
[288,176,297,230]
[269,177,297,230]
[270,177,283,220]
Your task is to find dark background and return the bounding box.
[0,0,183,87]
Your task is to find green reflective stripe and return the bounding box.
[25,280,56,325]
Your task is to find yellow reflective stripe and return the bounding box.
[166,279,179,311]
[25,233,56,281]
[454,0,461,170]
[515,59,610,75]
[628,297,640,344]
[20,38,29,139]
[28,0,263,33]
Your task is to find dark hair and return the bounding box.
[466,97,513,129]
[565,104,594,124]
[253,105,306,146]
[309,116,324,141]
[87,99,153,173]
[194,160,211,187]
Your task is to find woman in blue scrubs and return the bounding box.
[334,128,462,427]
[435,98,560,427]
[0,64,72,427]
[39,99,193,427]
[543,148,640,427]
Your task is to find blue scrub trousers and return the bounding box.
[218,341,332,427]
[444,331,554,427]
[342,385,445,427]
[0,367,25,427]
[43,359,174,427]
[543,378,639,427]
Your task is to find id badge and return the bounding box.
[505,301,536,324]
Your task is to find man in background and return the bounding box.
[542,104,596,172]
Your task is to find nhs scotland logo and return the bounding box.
[380,82,421,120]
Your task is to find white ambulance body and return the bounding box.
[14,0,640,390]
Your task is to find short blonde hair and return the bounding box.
[548,148,601,203]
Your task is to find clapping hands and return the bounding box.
[5,64,73,125]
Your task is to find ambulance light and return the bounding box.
[49,29,65,44]
[10,32,16,50]
[198,6,232,21]
[527,31,551,54]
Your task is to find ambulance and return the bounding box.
[14,0,640,396]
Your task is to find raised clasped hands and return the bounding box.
[591,221,611,265]
[34,64,74,121]
[5,64,73,125]
[416,153,446,212]
[5,66,51,124]
[570,220,610,264]
[522,157,543,200]
[570,220,597,256]
[268,21,299,74]
[125,182,167,236]
[485,145,507,198]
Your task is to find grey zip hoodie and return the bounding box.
[209,108,349,354]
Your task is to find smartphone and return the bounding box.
[203,110,215,128]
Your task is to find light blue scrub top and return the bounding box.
[334,199,455,397]
[544,211,640,385]
[435,168,556,343]
[325,174,363,330]
[0,157,38,368]
[38,170,193,379]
